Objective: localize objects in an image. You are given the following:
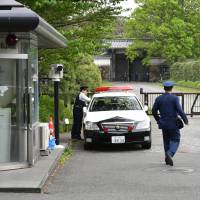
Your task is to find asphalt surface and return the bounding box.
[1,82,200,200]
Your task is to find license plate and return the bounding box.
[111,136,125,144]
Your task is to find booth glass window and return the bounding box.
[0,59,28,163]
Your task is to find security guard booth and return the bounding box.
[0,0,66,170]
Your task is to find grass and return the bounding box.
[59,145,73,166]
[101,81,113,86]
[174,85,200,93]
[156,82,200,93]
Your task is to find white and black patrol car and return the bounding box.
[83,86,151,149]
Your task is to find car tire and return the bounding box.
[142,142,151,149]
[84,143,93,150]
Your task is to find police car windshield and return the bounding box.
[90,96,142,112]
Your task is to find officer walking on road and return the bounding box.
[152,81,188,166]
[71,86,91,140]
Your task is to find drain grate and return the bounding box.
[144,164,195,175]
[163,167,194,174]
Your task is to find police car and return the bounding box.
[83,86,151,149]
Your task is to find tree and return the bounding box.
[18,0,125,102]
[125,0,200,64]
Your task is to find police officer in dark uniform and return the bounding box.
[152,81,188,166]
[71,86,91,140]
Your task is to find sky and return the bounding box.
[119,0,138,16]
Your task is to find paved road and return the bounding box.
[1,82,200,200]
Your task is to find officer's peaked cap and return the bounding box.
[80,86,88,91]
[163,81,175,87]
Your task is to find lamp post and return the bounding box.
[49,64,64,145]
[54,80,59,145]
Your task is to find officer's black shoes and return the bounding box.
[71,136,84,141]
[77,137,84,141]
[71,137,78,141]
[165,153,173,166]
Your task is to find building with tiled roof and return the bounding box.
[94,39,169,82]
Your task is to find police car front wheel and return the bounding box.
[84,143,94,150]
[142,142,151,149]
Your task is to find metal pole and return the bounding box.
[144,93,148,105]
[54,81,60,145]
[182,93,185,112]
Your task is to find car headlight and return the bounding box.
[85,121,99,130]
[136,120,150,130]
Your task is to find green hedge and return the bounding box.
[176,80,200,89]
[76,55,102,91]
[171,60,200,81]
[39,95,73,133]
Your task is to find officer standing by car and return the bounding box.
[71,86,91,140]
[152,81,188,166]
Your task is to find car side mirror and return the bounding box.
[143,105,148,112]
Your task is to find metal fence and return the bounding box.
[140,88,200,116]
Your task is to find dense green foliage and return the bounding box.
[39,95,73,132]
[171,60,200,82]
[19,0,124,99]
[176,80,200,89]
[75,55,102,90]
[18,0,125,128]
[125,0,200,64]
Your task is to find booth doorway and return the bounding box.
[0,56,30,169]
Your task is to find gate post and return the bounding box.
[181,94,185,111]
[144,93,148,106]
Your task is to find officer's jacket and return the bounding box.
[73,92,86,111]
[152,93,188,129]
[73,92,90,111]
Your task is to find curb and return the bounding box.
[0,143,68,193]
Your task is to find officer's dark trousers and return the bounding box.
[162,129,180,157]
[71,107,83,139]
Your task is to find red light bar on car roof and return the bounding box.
[95,86,133,92]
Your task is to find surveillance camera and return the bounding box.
[49,64,64,80]
[56,65,63,72]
